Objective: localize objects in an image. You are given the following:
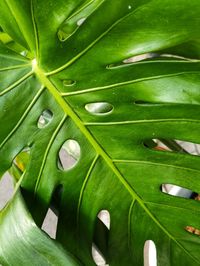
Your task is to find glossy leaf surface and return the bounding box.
[1,1,200,265]
[0,191,79,265]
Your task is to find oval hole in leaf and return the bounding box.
[20,50,28,57]
[92,243,108,266]
[12,147,30,177]
[57,0,102,41]
[175,140,200,155]
[144,240,157,266]
[98,210,110,230]
[107,53,158,69]
[41,184,63,239]
[63,79,76,87]
[145,139,200,155]
[41,208,58,239]
[0,173,14,211]
[37,110,53,129]
[58,139,81,170]
[123,53,158,63]
[185,226,200,236]
[85,102,113,115]
[77,17,86,26]
[161,184,198,199]
[93,210,110,265]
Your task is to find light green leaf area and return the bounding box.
[0,0,200,265]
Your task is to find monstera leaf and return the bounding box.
[1,0,200,265]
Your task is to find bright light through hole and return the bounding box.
[162,184,193,198]
[58,139,81,170]
[144,240,157,266]
[98,210,110,230]
[92,244,107,266]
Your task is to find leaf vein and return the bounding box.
[46,4,147,76]
[34,115,67,194]
[62,71,200,96]
[85,118,200,126]
[76,155,99,229]
[0,70,33,97]
[0,85,44,149]
[34,65,200,264]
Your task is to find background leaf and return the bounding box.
[0,191,80,265]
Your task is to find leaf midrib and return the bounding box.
[34,63,200,265]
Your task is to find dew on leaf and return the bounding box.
[58,139,81,170]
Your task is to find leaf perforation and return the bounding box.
[45,3,148,76]
[1,1,200,264]
[33,64,200,264]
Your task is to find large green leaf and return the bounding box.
[1,0,200,265]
